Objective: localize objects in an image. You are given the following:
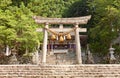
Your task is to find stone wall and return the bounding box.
[0,64,120,78]
[46,50,77,65]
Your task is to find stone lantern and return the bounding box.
[109,45,116,64]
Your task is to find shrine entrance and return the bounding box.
[33,15,91,64]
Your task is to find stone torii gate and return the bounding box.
[33,15,91,64]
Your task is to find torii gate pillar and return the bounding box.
[42,23,48,64]
[75,23,82,64]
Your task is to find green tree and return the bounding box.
[9,3,41,54]
[27,0,82,17]
[0,1,42,55]
[63,0,89,17]
[88,0,120,54]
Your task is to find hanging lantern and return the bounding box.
[59,36,64,43]
[66,34,71,40]
[51,34,56,40]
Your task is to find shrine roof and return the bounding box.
[33,15,91,24]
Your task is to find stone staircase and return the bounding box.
[0,64,120,78]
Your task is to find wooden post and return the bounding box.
[75,23,82,64]
[42,23,49,64]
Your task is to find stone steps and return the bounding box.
[0,65,120,78]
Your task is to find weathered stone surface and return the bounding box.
[0,65,120,78]
[33,15,91,24]
[46,51,77,65]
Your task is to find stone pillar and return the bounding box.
[75,23,82,64]
[42,23,49,64]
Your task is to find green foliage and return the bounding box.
[28,0,82,17]
[88,0,120,54]
[11,3,41,53]
[63,0,89,17]
[0,1,41,54]
[1,0,120,55]
[0,0,12,9]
